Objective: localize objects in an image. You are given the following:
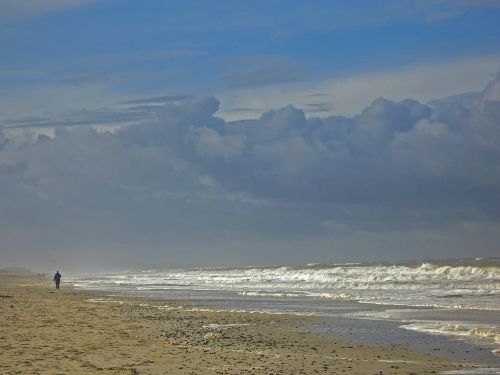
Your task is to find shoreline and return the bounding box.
[0,275,490,374]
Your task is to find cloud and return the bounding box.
[305,102,335,113]
[118,95,194,106]
[218,54,500,120]
[0,83,128,124]
[1,76,500,269]
[1,107,156,131]
[188,127,245,161]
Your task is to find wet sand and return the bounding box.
[0,275,483,374]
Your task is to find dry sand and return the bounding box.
[0,275,482,374]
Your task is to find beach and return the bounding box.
[66,259,500,364]
[0,275,483,375]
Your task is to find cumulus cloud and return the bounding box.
[188,127,245,160]
[1,76,500,269]
[218,55,500,120]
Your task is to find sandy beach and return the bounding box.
[0,275,482,374]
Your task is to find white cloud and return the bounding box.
[218,54,500,120]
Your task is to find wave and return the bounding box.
[85,263,500,291]
[342,308,500,354]
[238,291,355,300]
[402,321,500,356]
[68,260,500,311]
[402,321,499,344]
[442,369,500,374]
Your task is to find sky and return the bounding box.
[1,0,500,272]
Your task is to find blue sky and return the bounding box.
[1,1,500,271]
[2,0,500,120]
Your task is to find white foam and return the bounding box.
[441,368,500,374]
[155,304,315,316]
[342,308,500,350]
[202,323,251,330]
[238,291,304,298]
[86,298,123,304]
[69,261,500,311]
[402,321,499,342]
[401,320,500,352]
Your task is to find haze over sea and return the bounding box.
[68,257,500,369]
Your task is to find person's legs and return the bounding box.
[56,281,60,290]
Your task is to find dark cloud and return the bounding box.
[1,77,500,270]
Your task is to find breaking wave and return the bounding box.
[69,258,500,311]
[401,321,500,345]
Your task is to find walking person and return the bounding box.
[53,270,61,290]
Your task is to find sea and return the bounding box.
[67,258,500,374]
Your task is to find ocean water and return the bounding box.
[68,258,500,371]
